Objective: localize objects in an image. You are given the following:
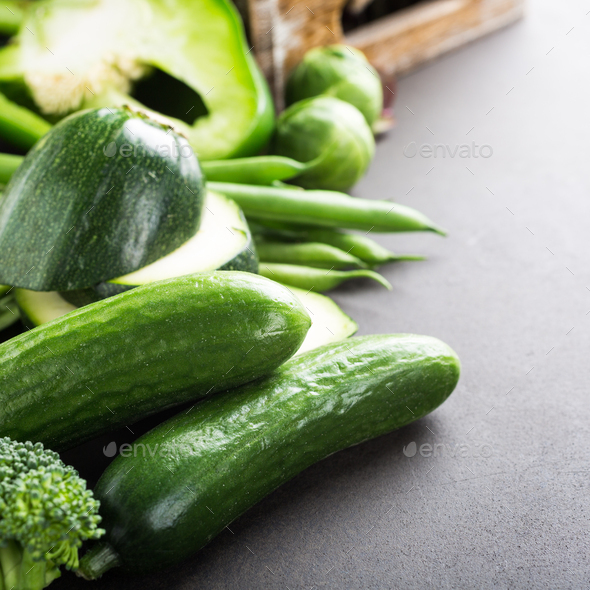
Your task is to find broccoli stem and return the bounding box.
[0,541,61,590]
[76,543,121,580]
[0,1,26,36]
[0,92,51,150]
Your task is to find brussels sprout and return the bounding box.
[285,45,383,128]
[272,96,375,191]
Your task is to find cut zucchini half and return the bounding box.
[0,0,274,159]
[287,286,357,355]
[113,191,256,284]
[61,191,257,306]
[0,291,19,331]
[0,107,205,291]
[14,289,75,329]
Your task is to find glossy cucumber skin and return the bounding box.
[0,272,310,451]
[91,334,460,573]
[0,107,204,290]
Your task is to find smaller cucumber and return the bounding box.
[79,334,460,577]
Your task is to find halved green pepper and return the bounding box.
[0,0,274,159]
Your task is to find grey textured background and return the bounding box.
[56,1,590,588]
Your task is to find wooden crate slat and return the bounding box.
[242,0,525,108]
[346,0,525,76]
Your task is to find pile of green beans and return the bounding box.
[1,150,439,293]
[250,221,425,268]
[251,221,424,292]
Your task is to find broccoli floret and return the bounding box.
[0,437,103,590]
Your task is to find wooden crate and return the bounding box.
[239,0,525,108]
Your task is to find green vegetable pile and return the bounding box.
[0,2,461,587]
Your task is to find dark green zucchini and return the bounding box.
[78,334,460,577]
[0,106,205,291]
[61,190,257,306]
[0,272,310,451]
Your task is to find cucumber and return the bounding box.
[16,284,355,356]
[288,286,357,354]
[78,334,460,577]
[0,272,310,451]
[0,107,205,291]
[62,191,258,306]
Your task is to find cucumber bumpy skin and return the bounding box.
[79,334,460,577]
[0,272,310,451]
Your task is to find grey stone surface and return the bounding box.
[57,1,590,588]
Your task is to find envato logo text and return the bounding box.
[103,141,194,159]
[103,441,198,458]
[403,142,493,159]
[402,441,493,459]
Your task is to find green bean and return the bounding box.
[270,180,305,189]
[202,156,307,185]
[0,92,51,150]
[256,240,368,269]
[298,229,425,266]
[250,221,425,267]
[0,153,23,185]
[208,182,445,235]
[259,262,392,292]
